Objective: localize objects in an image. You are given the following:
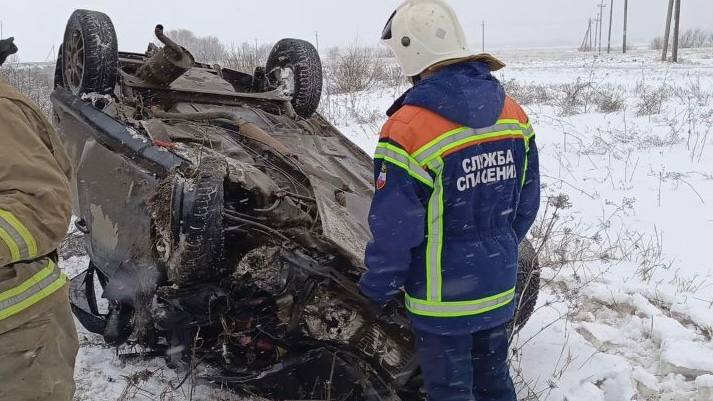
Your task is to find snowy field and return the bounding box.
[59,46,713,400]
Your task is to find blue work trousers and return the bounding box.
[413,323,516,401]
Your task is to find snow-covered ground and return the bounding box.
[329,47,713,401]
[62,47,713,400]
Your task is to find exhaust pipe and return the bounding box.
[136,24,195,86]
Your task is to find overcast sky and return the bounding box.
[2,0,712,62]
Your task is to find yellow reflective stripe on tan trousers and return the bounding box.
[0,259,68,321]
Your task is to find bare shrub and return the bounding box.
[378,63,409,90]
[504,78,626,115]
[674,76,712,106]
[668,78,713,161]
[592,84,626,113]
[221,42,272,75]
[164,29,226,64]
[503,79,556,106]
[635,83,671,116]
[556,78,597,116]
[324,42,385,95]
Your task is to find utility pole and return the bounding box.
[662,0,675,61]
[594,16,599,51]
[672,0,681,62]
[481,21,485,52]
[580,20,589,51]
[597,0,606,54]
[581,19,593,52]
[623,0,629,53]
[607,0,614,53]
[315,31,320,52]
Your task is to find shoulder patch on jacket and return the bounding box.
[376,163,387,190]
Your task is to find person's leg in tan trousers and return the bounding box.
[0,285,79,401]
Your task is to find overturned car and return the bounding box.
[52,9,541,401]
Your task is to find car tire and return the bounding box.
[266,38,323,118]
[54,45,64,89]
[62,9,118,95]
[512,239,541,332]
[171,156,226,286]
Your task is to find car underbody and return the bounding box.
[52,10,541,401]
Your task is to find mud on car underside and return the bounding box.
[52,9,542,401]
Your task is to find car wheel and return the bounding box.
[512,239,541,332]
[170,156,226,286]
[266,38,323,118]
[62,9,118,95]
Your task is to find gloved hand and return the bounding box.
[0,37,18,66]
[366,300,390,319]
[366,300,408,330]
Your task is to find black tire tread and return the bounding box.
[63,9,118,95]
[54,45,64,89]
[513,239,541,332]
[172,157,226,286]
[266,38,323,118]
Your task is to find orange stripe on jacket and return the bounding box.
[379,106,460,154]
[499,96,529,125]
[379,96,529,156]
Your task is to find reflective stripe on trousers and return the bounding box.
[0,259,68,321]
[0,209,38,264]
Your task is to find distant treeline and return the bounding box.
[651,28,713,50]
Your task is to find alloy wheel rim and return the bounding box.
[64,30,85,93]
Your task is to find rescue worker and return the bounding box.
[0,37,78,401]
[359,1,540,400]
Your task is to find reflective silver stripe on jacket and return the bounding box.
[374,145,434,186]
[0,216,30,261]
[425,158,445,301]
[413,123,526,165]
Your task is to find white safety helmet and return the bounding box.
[381,0,474,77]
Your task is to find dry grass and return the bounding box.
[0,64,55,116]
